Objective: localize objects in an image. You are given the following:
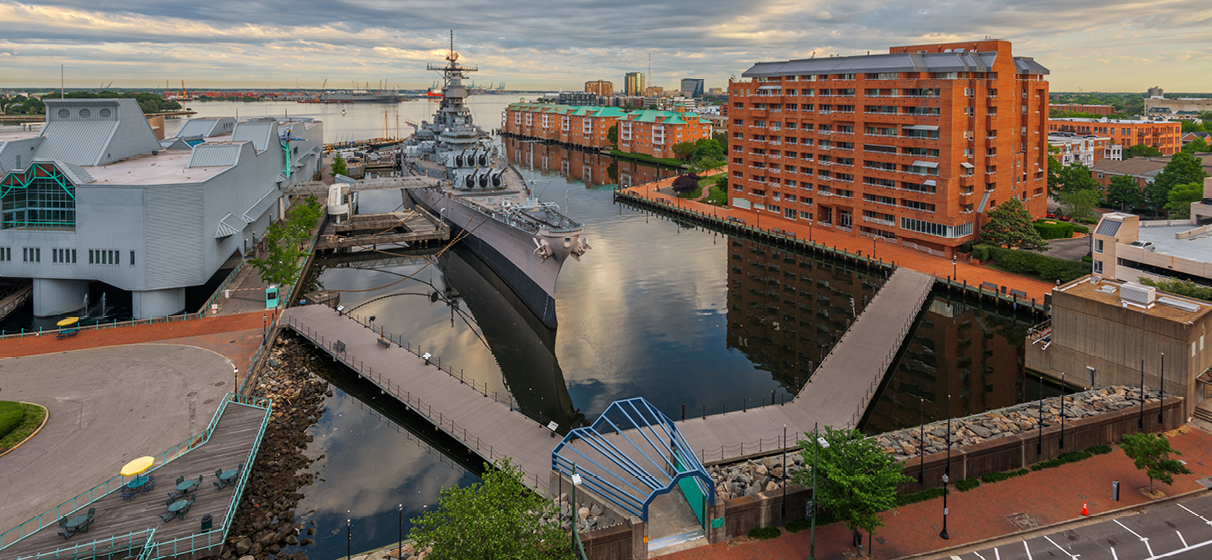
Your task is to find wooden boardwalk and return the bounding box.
[281,306,559,496]
[1,403,269,560]
[281,266,934,494]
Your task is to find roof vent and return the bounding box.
[1158,296,1201,313]
[1120,282,1156,306]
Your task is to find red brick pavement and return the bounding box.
[624,178,1056,302]
[656,427,1212,560]
[0,312,276,384]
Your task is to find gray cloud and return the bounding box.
[2,0,1210,90]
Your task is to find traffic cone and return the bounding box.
[1082,502,1088,516]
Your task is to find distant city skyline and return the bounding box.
[2,0,1211,92]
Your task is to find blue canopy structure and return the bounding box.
[551,398,714,522]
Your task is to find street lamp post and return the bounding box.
[782,425,787,521]
[952,254,957,280]
[1060,372,1066,449]
[346,514,351,560]
[940,394,951,540]
[398,504,402,559]
[809,422,827,560]
[918,398,925,483]
[1037,375,1044,454]
[1139,359,1146,429]
[1159,353,1165,423]
[571,464,584,556]
[233,367,239,393]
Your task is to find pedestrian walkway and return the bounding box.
[654,426,1212,560]
[622,178,1055,302]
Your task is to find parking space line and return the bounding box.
[973,552,986,560]
[1177,530,1188,548]
[1111,546,1118,560]
[1178,503,1212,526]
[1044,535,1079,559]
[995,547,1000,560]
[1023,540,1033,560]
[1115,519,1154,557]
[1149,536,1212,558]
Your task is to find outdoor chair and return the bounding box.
[175,475,184,485]
[160,513,174,523]
[57,529,73,540]
[213,479,227,490]
[86,508,95,519]
[166,494,180,507]
[76,518,93,533]
[57,517,67,528]
[143,478,157,493]
[214,469,224,479]
[120,489,138,501]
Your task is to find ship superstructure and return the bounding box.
[402,33,589,328]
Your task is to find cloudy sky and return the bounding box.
[2,0,1210,92]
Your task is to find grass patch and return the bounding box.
[895,487,945,507]
[1031,449,1096,471]
[705,184,728,206]
[786,518,811,533]
[0,403,46,453]
[1088,444,1112,455]
[0,401,24,439]
[955,478,981,492]
[980,468,1029,484]
[677,184,704,199]
[608,149,685,167]
[747,526,781,540]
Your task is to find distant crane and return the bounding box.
[97,82,112,93]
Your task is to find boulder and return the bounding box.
[578,507,590,520]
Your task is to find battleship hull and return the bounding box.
[410,188,566,329]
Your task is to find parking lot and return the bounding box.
[958,492,1212,560]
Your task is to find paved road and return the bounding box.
[956,493,1212,560]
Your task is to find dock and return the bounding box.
[315,208,449,252]
[0,395,271,560]
[0,283,32,322]
[279,266,935,497]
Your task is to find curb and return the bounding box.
[0,402,49,459]
[891,485,1212,560]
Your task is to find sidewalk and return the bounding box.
[623,178,1055,302]
[655,426,1212,560]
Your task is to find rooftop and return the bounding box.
[1051,117,1178,125]
[1058,276,1212,323]
[742,50,1049,78]
[1135,223,1212,264]
[85,149,231,185]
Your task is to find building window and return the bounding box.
[89,249,120,266]
[131,250,136,266]
[1,163,77,231]
[1094,239,1104,254]
[0,247,9,261]
[22,247,40,262]
[1093,259,1103,274]
[900,218,974,238]
[52,248,77,264]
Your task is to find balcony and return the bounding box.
[862,215,895,227]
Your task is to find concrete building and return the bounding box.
[1048,132,1120,168]
[1145,96,1212,116]
[556,91,599,106]
[1025,275,1212,418]
[681,78,705,98]
[1090,203,1212,286]
[585,80,614,97]
[1049,118,1182,155]
[618,105,711,158]
[624,72,646,97]
[728,39,1050,257]
[1148,87,1164,98]
[1050,103,1116,116]
[0,99,323,318]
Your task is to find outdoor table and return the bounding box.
[218,469,239,484]
[126,477,149,491]
[168,500,189,515]
[120,456,155,488]
[176,479,199,493]
[65,515,89,530]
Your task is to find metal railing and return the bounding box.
[4,394,271,557]
[199,258,246,314]
[283,315,552,496]
[14,528,156,560]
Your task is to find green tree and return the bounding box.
[1181,121,1206,134]
[671,141,697,161]
[249,196,323,287]
[1046,154,1063,197]
[1106,175,1145,211]
[331,153,348,177]
[712,130,729,153]
[1167,182,1205,218]
[793,426,911,551]
[1148,151,1208,214]
[980,197,1048,250]
[692,138,724,162]
[1182,137,1211,154]
[1138,277,1212,302]
[1124,144,1163,159]
[1121,432,1191,492]
[1058,187,1100,223]
[606,123,618,144]
[671,173,700,194]
[409,458,567,560]
[1057,162,1101,195]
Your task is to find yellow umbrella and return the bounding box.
[120,456,154,477]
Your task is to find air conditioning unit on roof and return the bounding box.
[1120,282,1156,306]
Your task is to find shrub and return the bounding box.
[895,487,945,507]
[1073,224,1090,234]
[1033,220,1074,240]
[979,468,1029,484]
[955,478,981,492]
[1031,450,1093,471]
[748,526,781,540]
[973,244,1089,283]
[1088,444,1113,455]
[0,401,25,440]
[786,518,811,533]
[671,173,700,194]
[972,244,993,261]
[959,240,976,254]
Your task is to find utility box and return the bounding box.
[265,284,279,309]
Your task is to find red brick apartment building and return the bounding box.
[728,40,1050,257]
[1050,103,1115,115]
[1048,118,1182,155]
[617,106,711,158]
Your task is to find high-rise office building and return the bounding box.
[680,78,705,98]
[624,72,646,97]
[728,40,1050,257]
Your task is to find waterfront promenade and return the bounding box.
[620,178,1055,302]
[281,266,933,496]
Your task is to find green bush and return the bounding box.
[1087,444,1113,455]
[786,518,811,533]
[1073,224,1090,234]
[955,478,981,492]
[747,526,781,540]
[0,401,25,440]
[979,468,1029,484]
[959,240,976,254]
[1033,220,1074,240]
[973,244,1089,283]
[895,487,945,507]
[1032,450,1094,471]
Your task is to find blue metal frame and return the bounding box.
[551,398,713,522]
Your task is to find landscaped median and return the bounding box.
[0,401,48,457]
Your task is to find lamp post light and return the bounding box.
[1139,359,1146,429]
[1037,375,1044,454]
[398,504,402,559]
[809,422,827,560]
[952,254,957,280]
[782,424,787,520]
[346,514,351,560]
[571,464,584,555]
[918,398,925,483]
[233,367,239,392]
[940,394,951,540]
[1159,353,1165,424]
[1060,372,1066,449]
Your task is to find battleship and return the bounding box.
[401,35,590,328]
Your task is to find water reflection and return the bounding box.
[505,136,679,189]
